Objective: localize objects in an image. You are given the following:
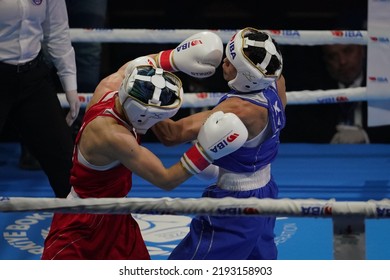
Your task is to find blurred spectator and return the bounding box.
[320,8,390,144]
[281,7,390,143]
[321,43,369,143]
[321,43,390,143]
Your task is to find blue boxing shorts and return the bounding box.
[168,178,278,260]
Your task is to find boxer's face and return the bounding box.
[222,57,237,82]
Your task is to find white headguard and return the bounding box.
[225,27,283,92]
[118,65,183,134]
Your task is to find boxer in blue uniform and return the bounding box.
[151,27,286,259]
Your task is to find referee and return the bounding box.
[0,0,80,198]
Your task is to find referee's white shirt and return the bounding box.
[0,0,77,92]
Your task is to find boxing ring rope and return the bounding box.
[58,28,384,108]
[49,29,387,259]
[58,87,368,109]
[69,28,368,45]
[1,196,389,217]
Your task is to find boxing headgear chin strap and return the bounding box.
[226,27,283,92]
[118,65,183,134]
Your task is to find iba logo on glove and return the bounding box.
[176,39,203,52]
[209,132,240,154]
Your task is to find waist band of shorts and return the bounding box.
[217,164,271,191]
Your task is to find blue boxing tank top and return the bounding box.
[213,82,286,173]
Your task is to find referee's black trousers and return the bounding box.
[0,55,73,198]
